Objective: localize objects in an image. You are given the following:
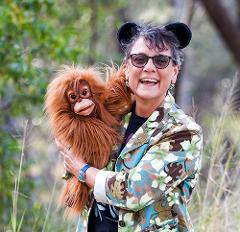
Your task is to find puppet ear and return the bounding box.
[117,22,140,50]
[165,22,192,49]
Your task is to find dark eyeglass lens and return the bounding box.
[130,54,171,69]
[131,55,147,67]
[154,55,170,68]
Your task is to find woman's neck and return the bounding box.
[135,96,165,118]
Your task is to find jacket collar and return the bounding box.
[120,92,176,156]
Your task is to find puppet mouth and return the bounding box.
[74,100,95,116]
[78,104,95,116]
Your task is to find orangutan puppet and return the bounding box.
[44,65,132,216]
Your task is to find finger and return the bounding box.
[63,164,71,173]
[55,139,68,150]
[55,139,60,146]
[63,153,73,162]
[55,139,65,151]
[63,154,70,162]
[63,145,71,153]
[56,141,70,154]
[60,151,65,157]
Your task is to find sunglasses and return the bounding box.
[129,53,173,69]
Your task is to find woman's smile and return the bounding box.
[139,78,160,85]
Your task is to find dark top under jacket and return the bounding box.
[88,110,148,232]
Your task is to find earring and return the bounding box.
[169,83,175,93]
[170,83,175,90]
[125,79,130,87]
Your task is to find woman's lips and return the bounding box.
[140,78,159,85]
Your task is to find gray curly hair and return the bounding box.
[122,24,185,66]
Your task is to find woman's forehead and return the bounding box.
[130,37,171,55]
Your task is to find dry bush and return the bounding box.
[190,75,240,231]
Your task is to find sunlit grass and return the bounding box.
[6,120,75,232]
[11,120,28,232]
[190,76,240,232]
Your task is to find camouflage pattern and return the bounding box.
[76,93,203,232]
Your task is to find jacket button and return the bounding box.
[119,220,125,227]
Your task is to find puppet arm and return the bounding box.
[104,67,132,119]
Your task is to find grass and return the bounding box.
[190,76,240,231]
[11,120,28,232]
[5,120,75,232]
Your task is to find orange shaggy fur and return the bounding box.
[45,65,131,216]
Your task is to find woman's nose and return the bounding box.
[143,58,156,72]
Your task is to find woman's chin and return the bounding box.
[135,89,162,101]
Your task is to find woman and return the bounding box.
[57,22,203,232]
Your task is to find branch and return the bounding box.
[180,0,196,25]
[237,0,240,27]
[174,0,196,102]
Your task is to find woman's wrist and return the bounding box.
[85,167,99,189]
[75,162,99,189]
[78,164,91,183]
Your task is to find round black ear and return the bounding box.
[165,22,192,49]
[117,22,140,49]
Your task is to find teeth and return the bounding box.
[140,79,159,84]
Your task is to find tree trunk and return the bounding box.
[237,0,240,27]
[88,0,98,65]
[174,0,195,103]
[200,0,240,66]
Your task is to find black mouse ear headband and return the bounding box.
[117,22,192,50]
[165,22,192,49]
[117,22,141,50]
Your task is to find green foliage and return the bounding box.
[1,1,57,228]
[0,0,128,230]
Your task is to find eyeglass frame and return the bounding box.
[128,53,175,69]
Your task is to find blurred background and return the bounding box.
[0,0,240,231]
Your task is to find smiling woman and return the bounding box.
[125,36,179,117]
[57,21,203,232]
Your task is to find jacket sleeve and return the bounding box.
[93,126,203,212]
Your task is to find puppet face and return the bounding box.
[66,79,97,116]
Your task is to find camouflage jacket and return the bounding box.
[76,93,203,232]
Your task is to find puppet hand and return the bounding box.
[55,139,86,178]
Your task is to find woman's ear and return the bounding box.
[124,64,129,80]
[171,65,180,84]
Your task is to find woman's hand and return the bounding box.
[55,139,99,189]
[55,139,85,178]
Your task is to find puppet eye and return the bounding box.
[69,93,77,100]
[81,88,91,97]
[82,89,88,96]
